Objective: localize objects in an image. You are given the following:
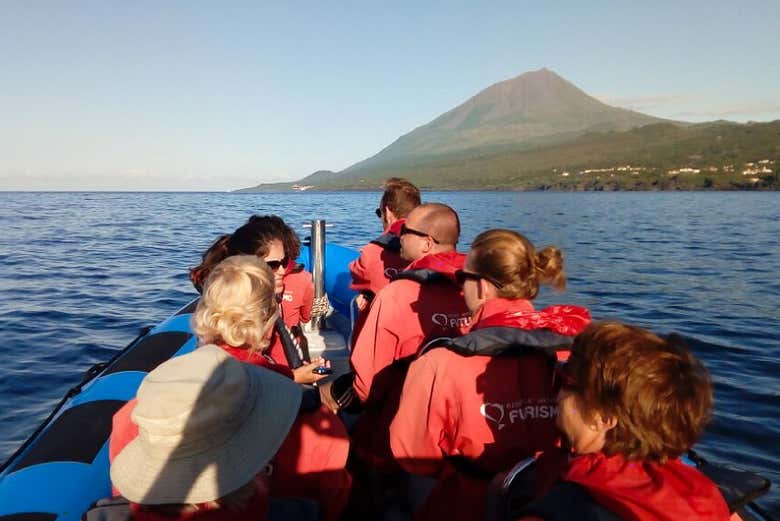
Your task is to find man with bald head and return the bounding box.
[324,203,471,473]
[398,202,461,264]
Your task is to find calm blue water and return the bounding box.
[1,191,778,515]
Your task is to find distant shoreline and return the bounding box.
[4,187,778,194]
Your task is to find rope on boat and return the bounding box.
[311,295,330,317]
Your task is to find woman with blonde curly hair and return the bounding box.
[193,255,327,383]
[193,255,279,353]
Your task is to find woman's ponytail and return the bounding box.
[535,246,566,292]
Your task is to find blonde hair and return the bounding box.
[470,229,565,299]
[192,255,278,353]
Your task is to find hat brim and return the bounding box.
[110,363,302,504]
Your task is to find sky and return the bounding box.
[2,1,779,191]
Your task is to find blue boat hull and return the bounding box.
[0,243,359,520]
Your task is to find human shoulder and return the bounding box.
[285,268,312,283]
[376,276,420,299]
[410,346,460,377]
[358,241,384,256]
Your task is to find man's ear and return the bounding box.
[384,207,398,224]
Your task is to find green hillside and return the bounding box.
[237,69,779,192]
[286,120,779,191]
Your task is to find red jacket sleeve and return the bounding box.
[389,351,454,477]
[109,399,139,496]
[349,243,385,295]
[300,274,314,323]
[109,399,138,464]
[350,288,401,403]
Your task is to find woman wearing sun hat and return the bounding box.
[109,255,352,521]
[84,344,302,520]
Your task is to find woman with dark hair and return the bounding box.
[189,215,316,371]
[389,229,590,521]
[515,322,729,521]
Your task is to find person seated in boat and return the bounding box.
[190,215,315,368]
[389,229,591,521]
[110,255,352,521]
[85,344,303,521]
[321,203,471,516]
[325,202,470,446]
[193,254,326,383]
[513,322,729,521]
[348,177,420,338]
[274,215,315,350]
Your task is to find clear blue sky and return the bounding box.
[2,1,778,191]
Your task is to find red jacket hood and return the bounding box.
[406,251,466,280]
[563,452,729,521]
[472,298,591,336]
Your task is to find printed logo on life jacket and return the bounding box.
[384,267,399,279]
[480,399,558,431]
[480,403,506,430]
[431,312,471,329]
[281,292,293,302]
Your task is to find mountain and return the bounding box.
[339,68,666,175]
[237,69,778,192]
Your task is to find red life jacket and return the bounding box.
[524,450,730,521]
[348,218,408,297]
[389,299,591,521]
[562,452,730,521]
[216,343,352,521]
[350,251,471,469]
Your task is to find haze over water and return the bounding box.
[0,191,778,515]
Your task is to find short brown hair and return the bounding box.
[567,322,713,462]
[380,177,420,218]
[470,229,565,299]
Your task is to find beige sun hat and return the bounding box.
[110,344,301,504]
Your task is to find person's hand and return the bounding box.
[318,380,340,414]
[355,294,369,311]
[292,357,331,385]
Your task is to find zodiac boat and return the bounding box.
[0,228,773,521]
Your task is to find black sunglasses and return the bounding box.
[265,257,289,271]
[400,223,440,244]
[375,208,382,218]
[454,269,504,289]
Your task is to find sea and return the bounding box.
[0,191,778,516]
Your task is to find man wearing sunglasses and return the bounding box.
[349,178,420,310]
[323,203,471,474]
